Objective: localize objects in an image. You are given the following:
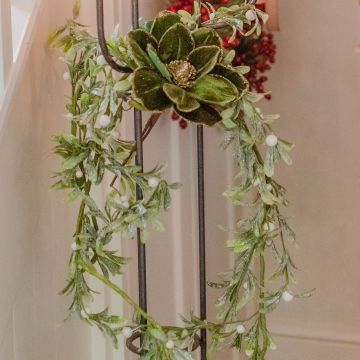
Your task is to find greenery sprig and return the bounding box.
[50,1,312,358]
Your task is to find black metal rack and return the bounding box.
[95,0,227,358]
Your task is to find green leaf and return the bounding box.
[222,117,237,129]
[149,328,167,341]
[235,65,251,74]
[173,349,193,360]
[63,133,81,146]
[62,152,89,170]
[147,45,172,81]
[277,143,293,165]
[212,64,249,98]
[188,46,220,78]
[133,68,172,111]
[189,75,239,106]
[81,194,108,222]
[223,49,236,65]
[151,11,182,41]
[163,83,200,112]
[192,27,222,47]
[86,160,98,183]
[178,104,222,126]
[72,0,81,19]
[264,148,275,177]
[128,29,157,68]
[158,23,194,63]
[114,79,132,92]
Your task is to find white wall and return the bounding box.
[0,1,93,359]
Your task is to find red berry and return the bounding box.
[265,94,272,100]
[171,112,180,120]
[179,119,188,129]
[201,14,209,22]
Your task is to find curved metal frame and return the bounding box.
[95,0,257,358]
[126,331,202,355]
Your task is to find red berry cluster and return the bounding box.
[168,0,277,127]
[171,111,188,129]
[225,31,276,100]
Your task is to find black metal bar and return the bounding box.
[197,125,207,359]
[131,0,148,318]
[196,1,207,357]
[96,0,132,73]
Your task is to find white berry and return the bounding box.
[80,309,88,318]
[266,184,273,191]
[122,201,130,209]
[165,340,174,349]
[75,170,83,179]
[245,10,256,22]
[256,107,262,114]
[63,71,71,81]
[270,342,277,350]
[266,134,278,147]
[268,222,276,232]
[253,178,260,187]
[243,282,248,290]
[65,113,73,120]
[120,195,128,202]
[236,324,246,334]
[71,242,78,251]
[122,327,133,339]
[282,291,294,302]
[148,177,160,188]
[245,349,254,357]
[99,115,111,128]
[96,55,107,66]
[263,222,275,232]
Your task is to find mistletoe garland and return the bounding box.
[50,1,311,359]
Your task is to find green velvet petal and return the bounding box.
[212,64,249,98]
[151,11,182,42]
[192,27,222,47]
[188,46,220,78]
[158,23,195,63]
[163,83,200,112]
[189,74,239,106]
[128,29,158,68]
[178,104,222,126]
[147,45,172,82]
[133,68,172,111]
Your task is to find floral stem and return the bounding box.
[110,112,162,187]
[85,264,161,329]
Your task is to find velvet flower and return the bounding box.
[128,11,249,126]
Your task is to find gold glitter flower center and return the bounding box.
[167,60,197,88]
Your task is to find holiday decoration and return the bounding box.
[167,0,277,129]
[50,0,311,358]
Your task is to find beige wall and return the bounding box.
[264,0,360,358]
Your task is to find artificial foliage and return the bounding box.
[50,1,312,359]
[167,0,277,129]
